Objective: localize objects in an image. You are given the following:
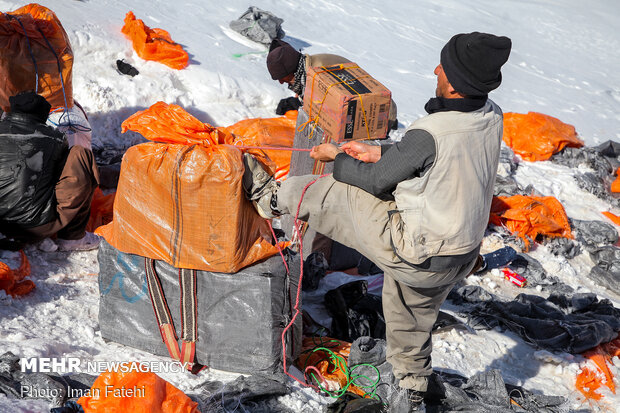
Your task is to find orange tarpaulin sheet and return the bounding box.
[490,195,573,249]
[503,112,584,161]
[97,102,281,273]
[219,110,297,181]
[575,334,620,400]
[0,3,74,112]
[0,251,34,297]
[78,370,198,413]
[296,337,368,398]
[86,188,115,233]
[611,167,620,193]
[601,211,620,226]
[121,11,188,70]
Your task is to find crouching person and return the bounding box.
[0,91,100,251]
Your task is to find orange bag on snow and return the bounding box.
[0,251,34,297]
[97,102,281,273]
[490,195,573,249]
[86,188,116,233]
[601,211,620,227]
[611,167,620,193]
[575,334,620,400]
[503,112,584,161]
[218,110,298,181]
[121,11,188,70]
[0,3,74,112]
[78,370,198,413]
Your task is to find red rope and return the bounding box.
[269,173,330,389]
[235,144,312,152]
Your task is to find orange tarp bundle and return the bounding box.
[575,334,620,400]
[490,195,573,249]
[121,11,188,70]
[0,251,34,297]
[218,110,298,181]
[296,337,368,398]
[86,188,115,233]
[97,102,281,272]
[611,167,620,193]
[503,112,584,161]
[0,3,74,112]
[78,370,198,413]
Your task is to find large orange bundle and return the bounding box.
[490,195,573,249]
[78,370,198,413]
[97,102,280,272]
[219,110,298,180]
[121,11,188,70]
[503,112,584,161]
[0,3,73,112]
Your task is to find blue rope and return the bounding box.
[4,13,39,92]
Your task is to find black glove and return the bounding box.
[275,96,301,115]
[116,59,139,77]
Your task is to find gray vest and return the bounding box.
[388,100,503,264]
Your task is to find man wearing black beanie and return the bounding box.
[245,32,511,411]
[0,91,101,251]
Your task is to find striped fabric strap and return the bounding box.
[144,258,205,373]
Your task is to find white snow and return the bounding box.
[0,0,619,412]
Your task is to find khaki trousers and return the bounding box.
[278,174,475,391]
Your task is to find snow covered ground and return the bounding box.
[0,0,619,412]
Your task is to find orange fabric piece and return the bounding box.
[296,337,367,398]
[601,211,620,226]
[490,195,572,250]
[97,102,281,272]
[0,251,34,297]
[576,334,620,400]
[0,3,74,112]
[121,11,188,70]
[503,112,584,161]
[611,167,620,193]
[86,188,116,233]
[78,370,198,413]
[218,110,298,180]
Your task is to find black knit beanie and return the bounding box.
[266,39,302,80]
[9,91,52,123]
[440,32,512,96]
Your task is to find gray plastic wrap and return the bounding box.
[229,7,284,45]
[97,239,301,377]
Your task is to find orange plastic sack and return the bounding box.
[490,195,573,249]
[601,211,620,227]
[97,102,280,272]
[0,251,35,297]
[0,3,74,112]
[78,370,198,413]
[121,11,188,70]
[575,334,620,400]
[86,188,115,233]
[611,167,620,193]
[295,337,368,398]
[503,112,584,161]
[219,110,298,180]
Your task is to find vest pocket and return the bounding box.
[388,209,444,264]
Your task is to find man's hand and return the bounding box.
[340,141,381,163]
[310,143,343,162]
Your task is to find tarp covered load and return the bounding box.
[0,251,34,297]
[78,371,198,413]
[218,110,297,180]
[97,102,281,273]
[98,239,301,376]
[121,11,188,70]
[0,3,74,112]
[86,188,115,233]
[229,6,284,45]
[490,195,573,249]
[503,112,584,161]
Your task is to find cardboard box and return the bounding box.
[302,62,391,142]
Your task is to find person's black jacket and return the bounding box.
[0,112,68,228]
